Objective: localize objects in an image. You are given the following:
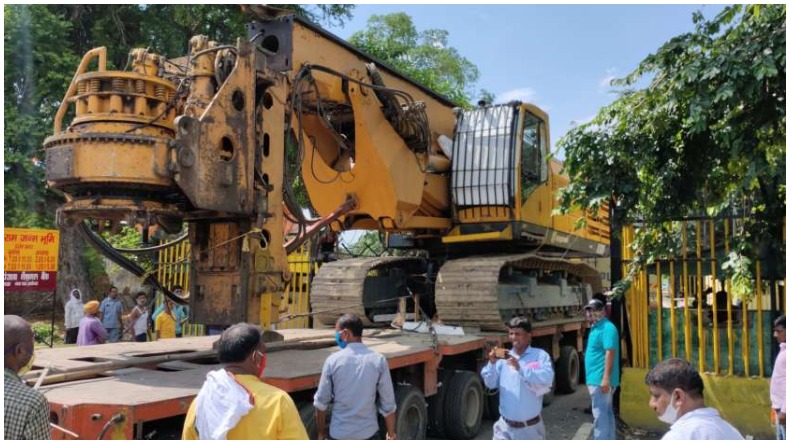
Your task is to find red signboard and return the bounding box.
[4,228,60,292]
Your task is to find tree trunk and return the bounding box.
[56,224,100,307]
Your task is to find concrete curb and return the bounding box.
[573,422,594,440]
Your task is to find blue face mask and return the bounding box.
[335,331,347,349]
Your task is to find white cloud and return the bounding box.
[498,87,537,104]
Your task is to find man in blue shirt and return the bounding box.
[99,286,124,343]
[584,299,620,440]
[481,316,555,439]
[313,314,397,440]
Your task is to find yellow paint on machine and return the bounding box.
[620,367,773,439]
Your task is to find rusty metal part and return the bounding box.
[435,254,602,331]
[56,197,182,229]
[284,197,356,255]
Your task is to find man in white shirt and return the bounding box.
[645,358,743,440]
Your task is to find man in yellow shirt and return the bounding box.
[154,300,177,340]
[182,323,308,440]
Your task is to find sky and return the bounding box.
[325,4,728,156]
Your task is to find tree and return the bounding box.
[556,5,785,300]
[4,5,78,228]
[349,13,479,107]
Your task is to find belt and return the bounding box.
[503,415,541,428]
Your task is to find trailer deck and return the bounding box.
[33,328,489,439]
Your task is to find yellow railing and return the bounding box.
[622,219,785,376]
[277,246,318,329]
[155,238,318,334]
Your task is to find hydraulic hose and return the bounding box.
[78,222,188,305]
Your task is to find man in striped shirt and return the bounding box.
[4,315,51,440]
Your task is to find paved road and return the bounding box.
[473,385,663,440]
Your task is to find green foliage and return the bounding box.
[103,226,156,272]
[557,5,786,299]
[31,321,63,345]
[4,5,78,228]
[478,89,496,106]
[340,231,386,257]
[721,251,754,303]
[349,13,479,107]
[276,4,355,27]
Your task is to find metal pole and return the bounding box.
[49,289,57,348]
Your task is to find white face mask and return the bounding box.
[658,392,679,424]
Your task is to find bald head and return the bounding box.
[4,315,34,372]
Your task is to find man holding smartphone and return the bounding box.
[480,317,554,439]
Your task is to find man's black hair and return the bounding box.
[507,316,532,333]
[337,313,364,337]
[173,284,184,291]
[136,291,147,297]
[593,292,607,304]
[216,323,263,363]
[644,358,704,398]
[775,315,786,329]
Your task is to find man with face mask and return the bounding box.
[4,315,51,440]
[645,358,743,439]
[584,298,620,439]
[314,313,397,440]
[182,323,307,439]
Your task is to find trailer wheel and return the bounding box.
[542,360,556,407]
[556,345,580,394]
[427,371,452,437]
[395,383,427,440]
[296,401,318,440]
[444,371,484,439]
[483,388,500,420]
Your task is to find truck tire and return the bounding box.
[542,360,557,407]
[542,385,555,406]
[395,383,427,440]
[556,345,580,394]
[296,401,317,440]
[483,388,500,420]
[427,371,453,438]
[443,371,484,439]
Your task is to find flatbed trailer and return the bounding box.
[33,321,586,440]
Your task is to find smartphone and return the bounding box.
[494,348,511,359]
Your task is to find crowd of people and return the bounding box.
[3,305,785,440]
[62,284,190,346]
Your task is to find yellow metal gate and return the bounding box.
[155,239,316,335]
[620,218,785,438]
